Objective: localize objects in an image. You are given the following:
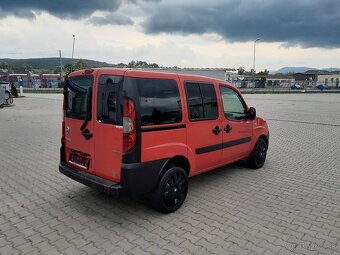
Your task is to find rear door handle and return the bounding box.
[82,129,93,140]
[224,125,232,133]
[212,126,222,135]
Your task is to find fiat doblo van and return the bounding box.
[59,68,269,213]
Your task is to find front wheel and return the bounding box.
[150,167,188,213]
[247,138,268,169]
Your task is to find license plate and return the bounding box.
[69,151,90,169]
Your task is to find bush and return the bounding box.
[11,84,18,97]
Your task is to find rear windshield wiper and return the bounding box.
[65,78,87,93]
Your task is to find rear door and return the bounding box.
[184,81,223,174]
[219,85,252,162]
[64,74,95,173]
[93,73,124,183]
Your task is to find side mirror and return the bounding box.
[248,107,256,120]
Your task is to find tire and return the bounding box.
[4,91,10,105]
[150,167,188,213]
[247,138,268,169]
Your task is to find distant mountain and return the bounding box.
[270,66,340,74]
[0,57,114,70]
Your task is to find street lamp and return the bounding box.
[71,35,75,72]
[253,38,260,86]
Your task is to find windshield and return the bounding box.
[65,75,93,120]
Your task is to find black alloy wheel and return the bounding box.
[247,138,268,169]
[151,167,188,213]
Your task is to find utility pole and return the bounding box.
[253,38,260,87]
[71,35,75,72]
[59,50,64,81]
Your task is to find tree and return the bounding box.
[127,60,159,68]
[238,66,245,75]
[74,59,88,70]
[0,61,10,69]
[259,76,267,88]
[63,63,73,77]
[63,59,88,77]
[258,69,269,76]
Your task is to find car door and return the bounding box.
[94,73,124,183]
[219,84,253,162]
[184,81,223,174]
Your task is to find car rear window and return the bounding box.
[66,75,93,120]
[97,75,123,125]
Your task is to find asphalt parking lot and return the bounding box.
[0,93,339,255]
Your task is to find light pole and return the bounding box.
[59,50,64,82]
[71,35,75,72]
[253,38,260,86]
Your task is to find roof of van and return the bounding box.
[71,67,229,84]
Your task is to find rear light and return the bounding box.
[123,99,136,153]
[61,120,66,162]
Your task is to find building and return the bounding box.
[317,73,340,88]
[148,68,235,81]
[1,73,61,88]
[266,75,295,88]
[293,73,317,88]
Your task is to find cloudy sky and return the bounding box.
[0,0,340,70]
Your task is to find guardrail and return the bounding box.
[239,88,340,94]
[23,88,63,93]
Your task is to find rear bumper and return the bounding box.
[59,163,123,197]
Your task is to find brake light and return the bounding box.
[123,99,136,153]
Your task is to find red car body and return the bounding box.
[59,68,269,212]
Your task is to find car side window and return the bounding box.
[185,82,218,121]
[219,86,247,121]
[138,78,182,126]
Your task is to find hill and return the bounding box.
[0,57,114,71]
[271,66,340,74]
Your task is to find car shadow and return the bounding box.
[59,160,254,221]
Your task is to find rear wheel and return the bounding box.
[150,167,188,213]
[4,91,11,105]
[247,138,267,169]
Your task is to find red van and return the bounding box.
[59,68,269,213]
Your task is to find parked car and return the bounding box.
[316,84,328,90]
[0,82,13,105]
[291,84,301,89]
[59,68,269,213]
[0,86,5,108]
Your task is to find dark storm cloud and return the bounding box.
[89,14,134,26]
[0,0,156,20]
[0,0,122,19]
[143,0,340,48]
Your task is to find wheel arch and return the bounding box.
[259,134,269,147]
[161,155,191,177]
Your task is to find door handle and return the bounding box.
[224,125,232,133]
[212,126,222,135]
[82,129,93,140]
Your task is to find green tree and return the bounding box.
[0,61,10,69]
[259,76,267,88]
[74,59,88,70]
[63,59,88,77]
[238,66,245,75]
[258,69,269,76]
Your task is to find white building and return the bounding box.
[317,73,340,88]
